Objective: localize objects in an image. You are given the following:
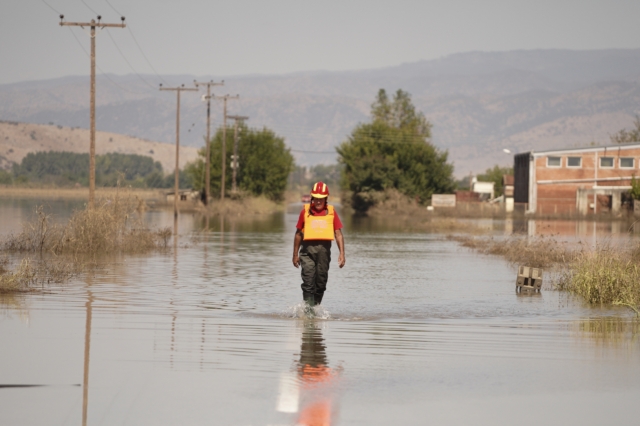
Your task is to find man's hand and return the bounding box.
[293,254,300,268]
[338,253,345,268]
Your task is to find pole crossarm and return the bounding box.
[193,80,224,206]
[159,87,199,93]
[60,22,126,28]
[227,115,249,121]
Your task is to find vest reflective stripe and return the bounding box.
[303,204,335,241]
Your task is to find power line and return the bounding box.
[40,0,60,14]
[80,0,99,15]
[105,28,156,89]
[65,28,146,95]
[103,0,123,16]
[100,0,167,85]
[126,26,168,85]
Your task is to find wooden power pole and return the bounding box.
[159,84,199,228]
[227,115,249,193]
[193,80,224,205]
[211,95,239,200]
[60,15,125,209]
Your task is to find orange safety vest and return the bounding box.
[303,204,335,241]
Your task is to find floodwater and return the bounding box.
[1,199,640,425]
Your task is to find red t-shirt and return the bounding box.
[296,205,343,231]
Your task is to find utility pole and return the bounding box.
[159,84,199,229]
[227,115,249,193]
[194,80,224,205]
[211,95,239,200]
[60,15,125,209]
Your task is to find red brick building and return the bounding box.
[514,144,640,215]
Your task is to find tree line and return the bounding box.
[2,151,188,188]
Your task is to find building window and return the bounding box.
[600,157,614,168]
[567,157,582,167]
[620,157,634,168]
[547,156,561,167]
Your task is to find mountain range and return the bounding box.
[2,49,640,176]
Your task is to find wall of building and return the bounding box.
[533,146,640,215]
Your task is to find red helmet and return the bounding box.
[310,181,329,198]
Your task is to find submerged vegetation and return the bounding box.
[456,234,640,316]
[453,235,577,268]
[557,249,640,317]
[1,193,171,293]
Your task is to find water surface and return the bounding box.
[1,202,639,425]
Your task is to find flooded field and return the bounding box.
[1,199,639,425]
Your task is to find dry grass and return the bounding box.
[452,235,578,268]
[1,191,172,293]
[0,255,77,293]
[456,233,640,315]
[201,194,283,216]
[556,247,640,316]
[3,197,172,255]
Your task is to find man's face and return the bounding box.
[311,197,326,209]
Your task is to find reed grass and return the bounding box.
[456,233,640,315]
[556,247,640,316]
[3,197,172,255]
[0,256,77,293]
[202,194,283,216]
[1,191,172,293]
[452,235,578,268]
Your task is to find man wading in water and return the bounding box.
[292,182,346,308]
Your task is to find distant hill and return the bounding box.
[0,121,198,173]
[2,49,640,176]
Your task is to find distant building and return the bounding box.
[471,177,495,201]
[514,144,640,215]
[166,190,200,203]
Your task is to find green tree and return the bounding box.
[611,116,640,144]
[477,165,514,197]
[0,169,12,185]
[186,125,294,201]
[337,89,454,212]
[12,151,167,188]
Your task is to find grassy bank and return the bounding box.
[1,194,171,293]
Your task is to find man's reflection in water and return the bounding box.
[278,320,341,425]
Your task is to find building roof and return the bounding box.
[517,143,640,158]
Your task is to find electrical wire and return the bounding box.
[105,28,157,89]
[80,0,99,16]
[40,0,60,14]
[101,0,166,86]
[103,0,122,16]
[126,26,168,85]
[65,27,147,95]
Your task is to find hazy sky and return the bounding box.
[2,0,640,85]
